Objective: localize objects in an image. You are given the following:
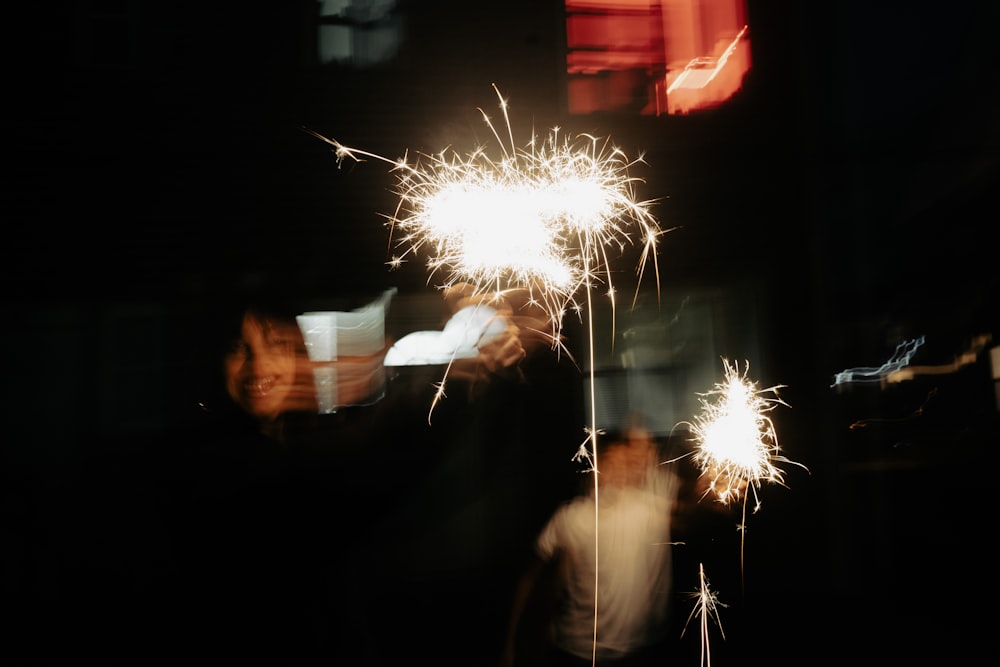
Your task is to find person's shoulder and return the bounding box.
[547,493,591,526]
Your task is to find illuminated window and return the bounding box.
[565,0,751,115]
[317,0,403,67]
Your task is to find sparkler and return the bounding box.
[685,358,799,506]
[308,85,666,667]
[306,83,663,357]
[678,358,805,572]
[307,83,666,462]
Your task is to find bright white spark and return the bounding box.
[306,84,664,354]
[684,358,803,509]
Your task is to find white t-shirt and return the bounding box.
[536,474,675,660]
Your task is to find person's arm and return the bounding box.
[442,283,555,392]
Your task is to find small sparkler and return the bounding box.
[681,562,727,667]
[676,358,805,575]
[685,358,800,509]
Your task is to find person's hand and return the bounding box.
[698,463,750,505]
[477,322,527,375]
[445,283,556,354]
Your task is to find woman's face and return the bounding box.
[224,312,299,421]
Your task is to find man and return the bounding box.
[500,425,678,667]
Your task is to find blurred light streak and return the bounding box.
[665,25,748,94]
[885,333,991,383]
[830,336,925,387]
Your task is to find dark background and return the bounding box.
[4,1,998,664]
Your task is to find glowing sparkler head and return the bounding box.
[309,84,664,350]
[688,358,799,507]
[417,179,576,291]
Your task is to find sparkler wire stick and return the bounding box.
[569,259,604,667]
[585,255,600,667]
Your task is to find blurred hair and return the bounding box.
[214,293,302,355]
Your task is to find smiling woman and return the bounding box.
[223,302,317,426]
[178,292,332,452]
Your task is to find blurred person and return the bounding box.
[188,283,549,461]
[161,295,344,660]
[206,284,544,437]
[203,293,391,447]
[221,298,320,439]
[499,424,679,667]
[162,284,555,662]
